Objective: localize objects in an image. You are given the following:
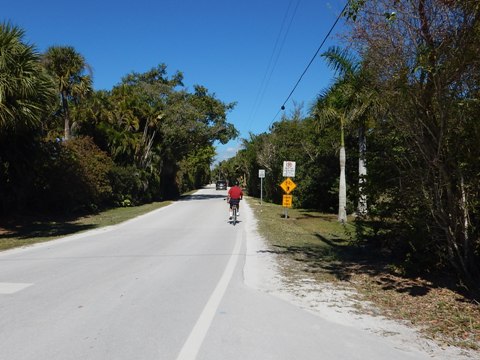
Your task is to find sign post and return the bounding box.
[281,161,296,218]
[280,161,297,219]
[282,161,296,178]
[280,178,296,218]
[282,195,292,207]
[280,178,297,194]
[258,169,265,205]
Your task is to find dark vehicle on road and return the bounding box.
[216,180,227,190]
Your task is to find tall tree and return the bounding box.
[42,46,92,140]
[0,22,55,133]
[313,84,349,222]
[320,46,380,216]
[0,23,57,215]
[347,0,480,288]
[77,65,238,199]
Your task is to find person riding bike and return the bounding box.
[227,181,243,220]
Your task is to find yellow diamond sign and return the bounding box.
[280,177,297,194]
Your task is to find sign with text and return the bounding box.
[282,161,296,177]
[282,195,293,208]
[280,177,297,194]
[258,169,265,178]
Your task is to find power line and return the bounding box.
[245,0,301,135]
[252,0,301,121]
[269,1,349,127]
[248,0,294,120]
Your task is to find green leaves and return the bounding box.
[71,64,238,198]
[1,19,239,213]
[344,0,367,21]
[0,22,56,133]
[42,46,93,140]
[346,0,480,288]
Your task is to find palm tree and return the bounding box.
[42,46,92,140]
[0,23,55,132]
[313,84,349,222]
[318,46,379,217]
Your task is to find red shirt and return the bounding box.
[228,186,243,199]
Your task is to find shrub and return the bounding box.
[37,137,114,213]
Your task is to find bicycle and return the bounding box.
[226,197,240,226]
[231,202,238,225]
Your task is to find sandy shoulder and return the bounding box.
[242,200,478,359]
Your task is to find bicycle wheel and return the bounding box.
[233,206,237,225]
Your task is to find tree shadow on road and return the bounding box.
[0,214,97,242]
[179,193,226,201]
[264,229,463,299]
[268,229,480,302]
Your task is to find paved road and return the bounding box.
[0,187,440,360]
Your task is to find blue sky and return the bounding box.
[3,0,347,163]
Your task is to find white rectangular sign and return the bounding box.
[282,161,296,177]
[258,169,265,178]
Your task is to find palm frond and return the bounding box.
[321,46,360,79]
[0,22,56,133]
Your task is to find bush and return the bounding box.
[108,166,145,206]
[108,165,162,206]
[36,137,114,213]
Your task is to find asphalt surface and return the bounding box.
[0,187,440,360]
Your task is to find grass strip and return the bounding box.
[247,197,480,351]
[0,201,171,251]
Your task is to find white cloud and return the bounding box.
[213,142,242,166]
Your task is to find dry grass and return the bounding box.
[248,198,480,351]
[352,272,480,350]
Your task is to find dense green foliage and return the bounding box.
[0,23,237,216]
[215,0,480,291]
[1,0,479,291]
[213,110,348,212]
[0,23,56,132]
[42,45,93,140]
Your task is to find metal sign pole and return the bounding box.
[259,169,265,205]
[260,177,263,205]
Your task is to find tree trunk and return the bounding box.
[459,173,470,263]
[62,92,71,140]
[338,120,347,222]
[357,125,367,216]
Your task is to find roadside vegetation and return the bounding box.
[0,201,171,251]
[1,0,479,348]
[248,198,480,350]
[214,1,480,298]
[218,2,480,344]
[0,22,238,219]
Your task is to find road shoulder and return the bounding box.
[242,198,478,360]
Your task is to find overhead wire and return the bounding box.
[225,0,300,162]
[268,1,350,128]
[243,0,301,138]
[248,0,301,127]
[221,1,348,164]
[247,0,293,124]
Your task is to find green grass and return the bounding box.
[0,201,171,251]
[248,197,358,282]
[247,197,480,351]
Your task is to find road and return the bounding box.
[0,186,445,360]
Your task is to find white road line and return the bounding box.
[0,282,33,294]
[175,229,243,360]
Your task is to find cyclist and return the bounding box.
[227,181,243,220]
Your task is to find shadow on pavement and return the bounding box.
[179,193,227,201]
[0,221,97,240]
